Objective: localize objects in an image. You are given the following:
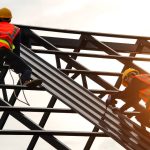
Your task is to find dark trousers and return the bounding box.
[0,47,32,83]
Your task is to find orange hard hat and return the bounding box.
[0,7,12,19]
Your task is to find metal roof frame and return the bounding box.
[0,25,150,149]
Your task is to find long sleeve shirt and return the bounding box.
[13,30,21,56]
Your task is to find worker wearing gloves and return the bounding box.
[0,7,42,87]
[106,68,150,127]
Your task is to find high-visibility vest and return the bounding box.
[0,22,20,50]
[136,74,150,85]
[135,74,150,109]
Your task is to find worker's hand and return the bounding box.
[106,95,112,107]
[106,95,117,107]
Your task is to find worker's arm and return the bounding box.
[106,87,134,108]
[106,77,142,107]
[13,32,21,56]
[139,87,150,110]
[106,91,124,107]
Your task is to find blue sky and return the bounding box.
[0,0,150,149]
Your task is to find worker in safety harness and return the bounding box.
[0,7,42,87]
[106,68,150,127]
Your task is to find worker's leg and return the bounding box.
[1,47,32,83]
[6,57,32,83]
[0,47,6,66]
[1,47,42,87]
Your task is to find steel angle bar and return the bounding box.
[21,51,106,123]
[15,24,150,149]
[28,96,59,149]
[23,44,150,144]
[17,24,150,40]
[0,130,108,137]
[64,34,87,80]
[39,36,137,53]
[123,112,141,118]
[81,74,88,88]
[119,118,150,148]
[106,108,150,144]
[123,111,140,116]
[88,35,148,74]
[21,45,115,122]
[20,46,150,150]
[89,89,119,94]
[84,126,100,150]
[32,49,150,62]
[60,44,82,79]
[0,84,44,90]
[101,109,150,150]
[31,69,149,149]
[0,80,22,129]
[0,98,70,150]
[60,69,122,76]
[0,106,75,113]
[27,31,117,90]
[21,47,118,126]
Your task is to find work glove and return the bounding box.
[106,95,117,107]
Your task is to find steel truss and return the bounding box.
[0,25,150,149]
